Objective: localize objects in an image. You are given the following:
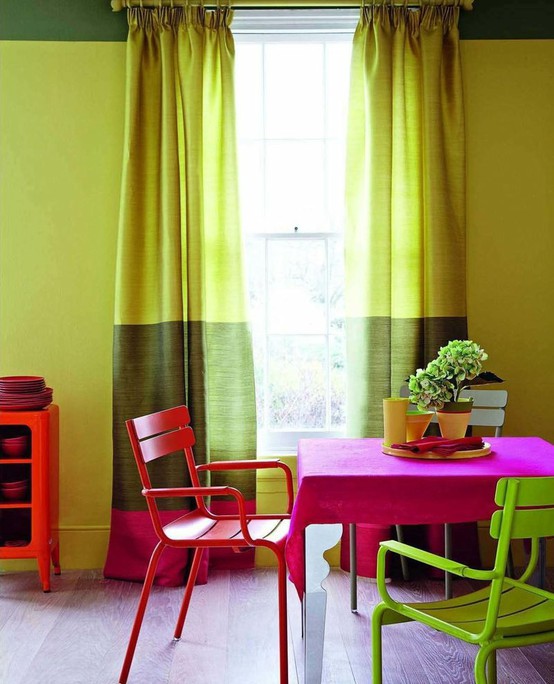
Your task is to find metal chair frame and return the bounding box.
[373,476,554,684]
[119,405,294,684]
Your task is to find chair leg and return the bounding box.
[475,644,495,684]
[174,548,204,640]
[371,603,387,684]
[487,649,497,684]
[395,525,410,581]
[119,542,165,684]
[349,523,357,612]
[276,551,289,684]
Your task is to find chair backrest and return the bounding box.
[479,477,554,633]
[126,405,201,534]
[491,477,554,542]
[400,386,508,437]
[458,388,508,436]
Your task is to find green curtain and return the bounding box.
[345,4,468,438]
[104,6,256,585]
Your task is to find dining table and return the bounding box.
[285,436,554,684]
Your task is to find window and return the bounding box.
[234,11,357,453]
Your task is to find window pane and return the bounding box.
[246,238,266,338]
[325,42,352,139]
[326,141,346,233]
[330,333,346,428]
[264,43,324,139]
[253,339,266,430]
[267,336,326,429]
[329,235,345,331]
[238,141,264,233]
[265,140,326,232]
[235,29,353,447]
[267,239,326,334]
[235,44,263,140]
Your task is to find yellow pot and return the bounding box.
[382,397,409,446]
[406,411,434,442]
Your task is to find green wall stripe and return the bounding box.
[0,0,128,42]
[459,0,554,40]
[1,0,553,41]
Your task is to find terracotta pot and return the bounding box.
[436,399,474,439]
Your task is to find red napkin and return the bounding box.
[390,436,484,455]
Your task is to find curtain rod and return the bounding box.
[111,0,474,11]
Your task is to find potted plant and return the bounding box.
[407,340,503,439]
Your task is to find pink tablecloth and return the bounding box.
[285,437,554,597]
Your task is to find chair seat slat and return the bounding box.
[406,581,554,638]
[246,518,289,542]
[163,509,218,540]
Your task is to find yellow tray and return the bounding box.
[382,442,492,460]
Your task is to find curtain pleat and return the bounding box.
[104,6,257,586]
[345,4,468,439]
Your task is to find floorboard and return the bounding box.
[0,567,552,683]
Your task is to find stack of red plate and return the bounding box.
[0,376,53,411]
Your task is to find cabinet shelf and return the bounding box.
[0,406,59,591]
[0,502,32,509]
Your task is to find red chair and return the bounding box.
[119,405,294,684]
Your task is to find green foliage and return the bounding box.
[408,340,501,411]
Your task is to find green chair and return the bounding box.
[372,476,554,684]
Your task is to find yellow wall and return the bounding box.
[1,38,553,571]
[0,42,125,569]
[463,39,554,444]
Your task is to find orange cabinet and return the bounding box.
[0,405,60,591]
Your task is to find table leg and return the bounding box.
[444,523,452,600]
[529,537,547,588]
[349,523,357,612]
[303,523,342,684]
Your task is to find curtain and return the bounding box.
[345,3,468,439]
[104,6,257,586]
[344,3,479,571]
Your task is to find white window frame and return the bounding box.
[234,10,357,455]
[250,232,346,454]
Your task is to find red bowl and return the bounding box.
[0,441,29,458]
[1,479,29,488]
[1,486,27,500]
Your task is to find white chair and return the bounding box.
[348,388,508,610]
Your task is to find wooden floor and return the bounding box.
[1,567,553,684]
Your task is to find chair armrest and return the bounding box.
[143,485,234,498]
[379,540,469,577]
[142,486,256,544]
[197,459,281,471]
[379,540,497,581]
[196,459,294,514]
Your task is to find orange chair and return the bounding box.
[119,405,293,684]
